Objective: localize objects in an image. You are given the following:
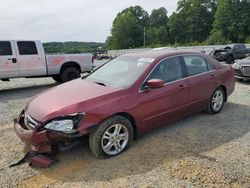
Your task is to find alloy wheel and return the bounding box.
[212,90,224,112]
[101,124,129,155]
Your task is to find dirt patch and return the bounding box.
[168,156,250,187]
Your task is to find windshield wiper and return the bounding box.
[94,82,107,87]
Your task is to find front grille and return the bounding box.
[233,69,243,76]
[24,112,39,130]
[241,66,250,76]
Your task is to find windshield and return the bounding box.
[85,56,153,88]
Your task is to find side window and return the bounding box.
[17,41,38,55]
[148,56,183,83]
[0,41,12,56]
[183,55,209,76]
[233,45,240,50]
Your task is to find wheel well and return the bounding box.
[227,54,234,59]
[115,112,138,139]
[220,85,227,102]
[60,62,81,74]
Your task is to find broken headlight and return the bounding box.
[44,113,84,134]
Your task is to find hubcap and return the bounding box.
[212,90,223,111]
[101,124,129,155]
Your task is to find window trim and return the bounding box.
[147,56,185,83]
[139,54,216,93]
[139,55,185,92]
[0,41,13,56]
[181,55,211,77]
[17,41,38,55]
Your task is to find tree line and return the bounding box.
[106,0,250,49]
[43,41,105,54]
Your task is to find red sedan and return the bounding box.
[14,50,235,158]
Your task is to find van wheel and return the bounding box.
[89,115,133,158]
[52,75,61,83]
[60,67,80,83]
[207,87,225,114]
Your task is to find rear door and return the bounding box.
[16,41,47,77]
[182,55,217,113]
[138,56,188,131]
[0,41,19,78]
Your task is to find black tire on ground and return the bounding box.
[60,67,80,83]
[52,75,62,82]
[226,55,234,64]
[236,78,243,82]
[207,87,225,115]
[89,115,134,158]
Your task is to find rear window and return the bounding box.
[17,41,38,55]
[0,41,12,56]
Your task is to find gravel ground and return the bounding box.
[0,74,249,188]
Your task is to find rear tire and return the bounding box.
[60,67,80,83]
[207,87,225,114]
[52,75,61,83]
[89,115,134,158]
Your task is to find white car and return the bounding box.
[0,40,93,82]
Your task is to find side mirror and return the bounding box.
[146,79,164,89]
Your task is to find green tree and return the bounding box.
[147,7,169,46]
[210,0,250,43]
[108,6,149,49]
[168,11,189,44]
[169,0,217,44]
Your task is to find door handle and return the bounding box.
[210,74,216,79]
[178,85,187,90]
[8,58,17,63]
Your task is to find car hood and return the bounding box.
[26,79,121,122]
[236,57,250,66]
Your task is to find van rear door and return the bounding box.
[0,41,19,79]
[16,41,47,77]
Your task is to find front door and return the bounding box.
[137,56,188,132]
[0,41,19,78]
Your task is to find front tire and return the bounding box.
[207,87,225,114]
[236,78,243,82]
[60,67,80,83]
[89,115,134,158]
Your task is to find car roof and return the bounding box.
[121,49,204,60]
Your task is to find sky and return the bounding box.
[0,0,178,43]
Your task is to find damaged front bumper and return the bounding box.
[14,119,52,153]
[14,111,83,154]
[13,111,84,168]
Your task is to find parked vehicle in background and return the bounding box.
[210,43,250,64]
[14,50,235,159]
[0,40,93,83]
[96,55,112,60]
[232,53,250,81]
